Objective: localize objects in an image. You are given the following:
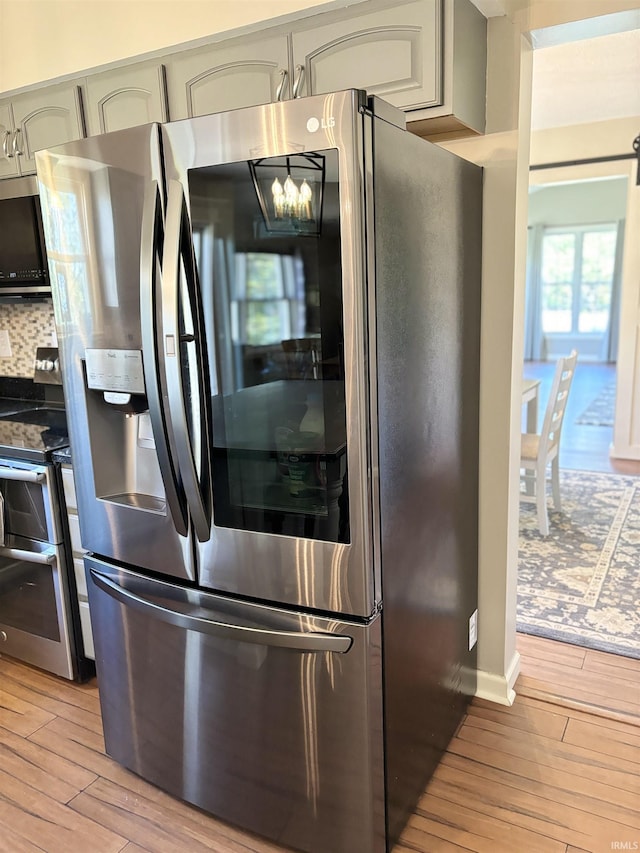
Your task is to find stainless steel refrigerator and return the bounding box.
[36,90,482,853]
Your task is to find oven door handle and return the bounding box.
[0,545,56,565]
[0,467,46,484]
[90,569,353,653]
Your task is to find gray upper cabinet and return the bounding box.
[0,83,85,176]
[83,62,169,136]
[0,0,487,183]
[409,0,486,137]
[292,0,486,136]
[166,33,290,120]
[163,0,485,136]
[291,0,441,111]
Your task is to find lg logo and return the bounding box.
[306,116,335,133]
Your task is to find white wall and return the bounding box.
[530,115,640,166]
[0,0,342,92]
[531,29,640,130]
[441,0,640,703]
[438,12,532,703]
[528,177,628,226]
[507,0,640,33]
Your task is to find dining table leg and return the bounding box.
[522,379,541,497]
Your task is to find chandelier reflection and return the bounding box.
[249,153,325,236]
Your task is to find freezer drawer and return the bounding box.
[86,556,385,853]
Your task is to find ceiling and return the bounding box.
[468,0,508,16]
[531,28,640,131]
[467,2,639,131]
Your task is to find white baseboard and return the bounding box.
[610,443,640,461]
[475,650,521,706]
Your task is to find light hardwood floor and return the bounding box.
[0,634,638,852]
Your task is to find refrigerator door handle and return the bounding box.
[140,178,189,537]
[161,180,212,542]
[89,569,353,653]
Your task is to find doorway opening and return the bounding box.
[517,26,640,662]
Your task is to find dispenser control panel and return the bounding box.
[85,349,145,394]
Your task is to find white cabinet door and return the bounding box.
[166,33,290,119]
[84,63,168,136]
[291,0,441,111]
[11,84,85,174]
[0,102,19,179]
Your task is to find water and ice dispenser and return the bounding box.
[83,348,165,513]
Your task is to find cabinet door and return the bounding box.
[0,102,19,179]
[84,63,168,136]
[11,84,85,174]
[165,33,290,119]
[291,0,441,111]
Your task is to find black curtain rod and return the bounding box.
[530,152,636,171]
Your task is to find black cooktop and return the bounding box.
[0,377,69,463]
[0,404,69,462]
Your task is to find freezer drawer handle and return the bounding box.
[0,467,46,484]
[0,546,56,565]
[90,569,353,653]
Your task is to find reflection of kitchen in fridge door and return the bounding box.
[192,149,349,549]
[36,90,482,853]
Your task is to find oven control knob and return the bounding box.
[0,631,6,643]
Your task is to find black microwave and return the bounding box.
[0,176,51,299]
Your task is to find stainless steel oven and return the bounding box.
[0,457,77,679]
[0,351,90,681]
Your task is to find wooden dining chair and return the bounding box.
[520,350,578,535]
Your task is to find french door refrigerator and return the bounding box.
[35,90,482,853]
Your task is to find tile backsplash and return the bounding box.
[0,302,57,378]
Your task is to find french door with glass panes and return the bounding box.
[537,223,620,361]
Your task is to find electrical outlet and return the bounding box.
[469,609,478,651]
[0,330,12,358]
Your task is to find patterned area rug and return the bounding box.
[575,383,616,426]
[518,470,640,659]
